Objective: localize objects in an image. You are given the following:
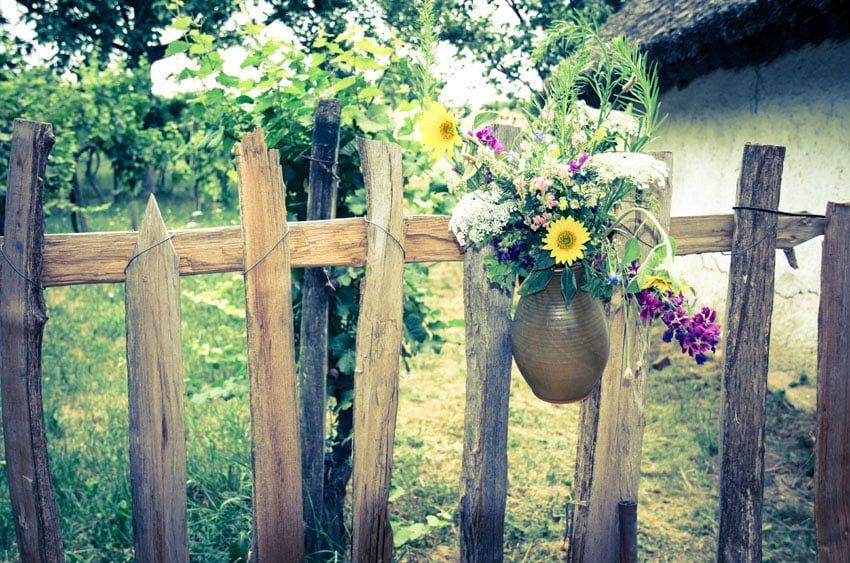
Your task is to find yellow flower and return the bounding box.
[418,103,462,160]
[640,274,674,293]
[641,272,690,294]
[542,216,591,266]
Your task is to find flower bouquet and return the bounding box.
[416,18,720,367]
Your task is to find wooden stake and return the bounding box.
[299,98,341,556]
[0,119,65,562]
[717,144,785,562]
[125,195,188,562]
[568,152,673,562]
[235,127,305,562]
[458,125,520,563]
[350,138,406,563]
[815,200,850,561]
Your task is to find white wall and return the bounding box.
[646,39,850,377]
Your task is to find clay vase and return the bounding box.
[511,268,610,404]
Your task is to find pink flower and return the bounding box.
[530,212,551,231]
[541,108,555,120]
[529,176,553,193]
[553,163,572,178]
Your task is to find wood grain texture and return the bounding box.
[3,214,824,287]
[815,200,850,561]
[458,244,514,563]
[717,144,785,563]
[568,152,673,562]
[0,119,65,562]
[235,128,304,562]
[299,98,341,556]
[350,138,406,563]
[458,124,519,563]
[124,196,188,563]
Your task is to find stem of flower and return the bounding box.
[613,206,674,262]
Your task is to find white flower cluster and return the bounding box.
[448,189,516,247]
[585,152,669,192]
[572,100,640,139]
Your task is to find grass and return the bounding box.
[1,198,816,561]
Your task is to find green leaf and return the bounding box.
[354,38,393,56]
[165,40,189,57]
[623,236,641,265]
[518,268,553,296]
[331,76,357,93]
[358,86,383,99]
[561,268,577,308]
[393,523,429,548]
[240,54,261,69]
[170,16,193,31]
[234,95,253,104]
[533,252,556,271]
[472,111,500,131]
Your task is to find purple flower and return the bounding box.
[636,290,664,321]
[471,127,506,153]
[533,131,545,142]
[569,153,590,172]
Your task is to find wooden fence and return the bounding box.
[2,116,848,562]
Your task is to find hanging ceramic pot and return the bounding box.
[511,267,610,404]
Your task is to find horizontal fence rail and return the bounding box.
[0,213,827,287]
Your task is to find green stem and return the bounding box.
[613,206,673,262]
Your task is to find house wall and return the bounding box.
[646,38,850,378]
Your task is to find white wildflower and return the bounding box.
[585,152,669,191]
[571,100,640,138]
[449,189,516,247]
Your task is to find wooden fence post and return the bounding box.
[0,119,65,562]
[124,195,189,562]
[235,127,305,562]
[350,138,406,563]
[717,144,785,563]
[567,152,673,562]
[815,200,850,561]
[458,125,520,563]
[299,98,341,557]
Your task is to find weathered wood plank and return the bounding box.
[458,124,520,563]
[124,195,188,563]
[815,200,850,561]
[299,98,341,557]
[234,127,304,562]
[5,213,824,286]
[717,144,785,563]
[0,119,65,562]
[568,152,673,562]
[350,138,406,563]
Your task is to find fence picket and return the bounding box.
[124,195,189,562]
[567,152,674,562]
[299,98,342,556]
[235,127,305,561]
[350,138,406,562]
[815,200,850,560]
[457,125,520,563]
[717,144,785,562]
[1,119,64,562]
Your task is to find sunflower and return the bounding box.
[418,103,462,160]
[542,216,591,266]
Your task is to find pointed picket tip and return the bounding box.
[131,194,176,263]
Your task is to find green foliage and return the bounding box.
[15,0,239,70]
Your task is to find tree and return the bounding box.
[267,0,625,94]
[13,0,240,70]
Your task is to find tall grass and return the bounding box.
[1,199,815,561]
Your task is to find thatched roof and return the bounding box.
[600,0,850,91]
